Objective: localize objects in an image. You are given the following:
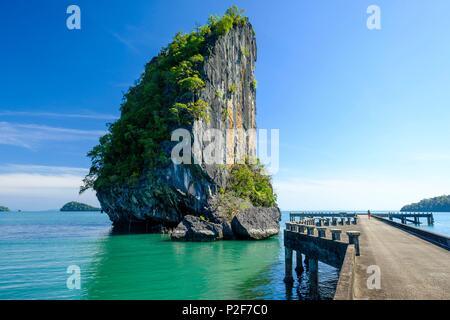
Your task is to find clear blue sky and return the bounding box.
[1,0,450,210]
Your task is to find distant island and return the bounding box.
[60,202,101,212]
[0,205,10,212]
[401,195,450,212]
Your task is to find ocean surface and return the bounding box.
[1,211,448,300]
[416,212,450,236]
[0,211,339,300]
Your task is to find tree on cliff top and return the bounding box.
[401,195,450,212]
[60,202,101,212]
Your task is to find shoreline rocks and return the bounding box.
[171,207,281,242]
[171,215,223,242]
[231,207,281,240]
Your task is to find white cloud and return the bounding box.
[0,111,118,120]
[109,31,141,54]
[273,175,450,211]
[0,164,88,175]
[0,165,99,211]
[0,122,106,149]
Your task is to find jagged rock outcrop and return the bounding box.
[231,207,281,240]
[97,22,257,228]
[205,194,253,240]
[171,215,223,241]
[87,9,280,240]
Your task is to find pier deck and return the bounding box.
[284,213,450,299]
[354,215,450,299]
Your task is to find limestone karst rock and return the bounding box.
[85,8,279,239]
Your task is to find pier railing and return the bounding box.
[290,211,435,225]
[375,212,434,225]
[284,220,361,299]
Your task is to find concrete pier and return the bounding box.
[284,213,450,300]
[353,216,450,299]
[291,211,434,226]
[379,212,434,226]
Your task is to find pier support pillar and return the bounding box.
[308,257,319,300]
[306,226,315,236]
[299,225,306,234]
[316,227,327,238]
[347,231,361,256]
[295,251,304,274]
[284,247,294,284]
[330,229,342,241]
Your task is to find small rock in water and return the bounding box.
[231,207,281,240]
[171,215,223,242]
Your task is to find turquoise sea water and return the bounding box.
[370,211,450,235]
[2,210,447,300]
[0,211,339,300]
[417,212,450,236]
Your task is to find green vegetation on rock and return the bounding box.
[81,6,249,193]
[225,159,277,208]
[401,195,450,212]
[228,83,237,94]
[60,202,101,212]
[0,206,10,212]
[211,192,253,221]
[241,46,250,58]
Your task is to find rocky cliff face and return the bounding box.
[97,23,258,230]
